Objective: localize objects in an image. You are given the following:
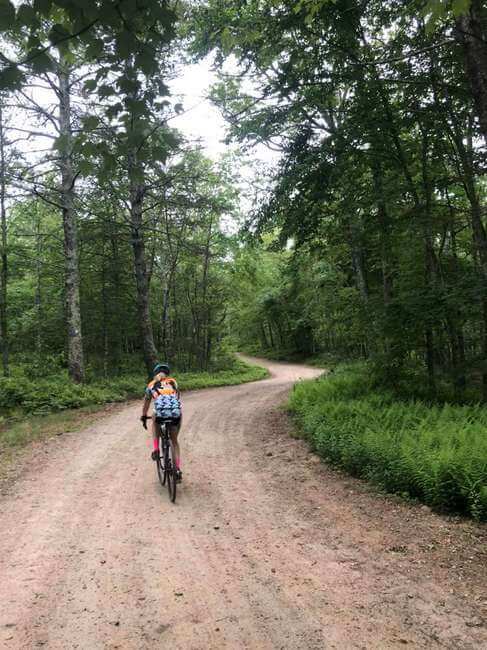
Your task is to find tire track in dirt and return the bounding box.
[0,357,485,649]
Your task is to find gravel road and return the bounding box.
[0,357,486,649]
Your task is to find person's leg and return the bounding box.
[151,419,159,460]
[169,420,182,472]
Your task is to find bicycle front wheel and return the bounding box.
[157,434,166,486]
[165,441,177,503]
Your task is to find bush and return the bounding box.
[288,364,487,521]
[0,359,268,419]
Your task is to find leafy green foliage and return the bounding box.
[194,0,487,403]
[0,359,267,421]
[289,365,487,521]
[0,0,178,103]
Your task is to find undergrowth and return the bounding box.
[0,359,268,447]
[288,364,487,521]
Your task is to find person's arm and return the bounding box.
[171,379,181,399]
[142,395,150,416]
[140,390,151,428]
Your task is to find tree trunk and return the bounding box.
[420,124,437,394]
[161,282,170,359]
[370,158,393,305]
[35,206,42,357]
[58,61,84,383]
[347,219,369,303]
[0,101,9,375]
[101,235,109,378]
[200,218,213,368]
[128,171,158,373]
[108,210,121,369]
[267,321,275,348]
[455,1,487,146]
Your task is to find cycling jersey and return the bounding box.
[145,377,179,399]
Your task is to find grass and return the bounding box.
[0,358,268,450]
[288,363,487,521]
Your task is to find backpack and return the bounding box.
[154,394,181,421]
[150,377,181,421]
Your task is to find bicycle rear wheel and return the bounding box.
[165,441,177,503]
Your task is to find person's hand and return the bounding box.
[140,415,148,430]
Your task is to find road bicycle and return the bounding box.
[147,415,177,503]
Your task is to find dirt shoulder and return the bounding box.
[0,357,485,649]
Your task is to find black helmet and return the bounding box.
[153,362,170,376]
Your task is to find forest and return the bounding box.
[0,1,487,517]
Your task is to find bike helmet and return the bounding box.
[153,362,170,376]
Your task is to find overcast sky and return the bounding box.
[170,60,227,158]
[170,58,280,218]
[170,58,280,163]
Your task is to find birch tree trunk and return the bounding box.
[35,206,42,357]
[58,61,85,383]
[0,100,9,375]
[128,156,158,373]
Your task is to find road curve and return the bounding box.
[0,357,486,649]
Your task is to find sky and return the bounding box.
[170,60,228,158]
[170,58,280,164]
[169,58,281,219]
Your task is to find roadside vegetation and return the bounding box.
[289,364,487,522]
[0,2,487,520]
[0,358,267,449]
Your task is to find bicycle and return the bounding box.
[147,415,177,503]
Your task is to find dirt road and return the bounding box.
[0,357,486,649]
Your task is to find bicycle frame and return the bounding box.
[155,417,177,502]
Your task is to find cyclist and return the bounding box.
[140,362,183,481]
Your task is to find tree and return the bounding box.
[192,0,487,398]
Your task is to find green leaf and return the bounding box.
[98,3,121,28]
[84,78,97,92]
[152,145,168,162]
[116,30,133,58]
[106,102,123,118]
[85,38,104,59]
[77,158,93,175]
[117,76,139,94]
[48,23,71,45]
[221,27,234,54]
[53,134,69,151]
[124,97,146,117]
[80,3,98,22]
[81,141,99,157]
[27,34,41,49]
[120,0,139,19]
[151,3,177,28]
[135,51,157,76]
[17,4,37,26]
[33,0,52,16]
[0,64,23,89]
[82,115,100,130]
[30,51,54,73]
[98,84,115,98]
[0,0,15,30]
[156,80,170,97]
[452,0,470,17]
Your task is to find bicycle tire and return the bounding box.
[156,426,166,486]
[166,439,177,503]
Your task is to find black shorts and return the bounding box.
[156,416,181,435]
